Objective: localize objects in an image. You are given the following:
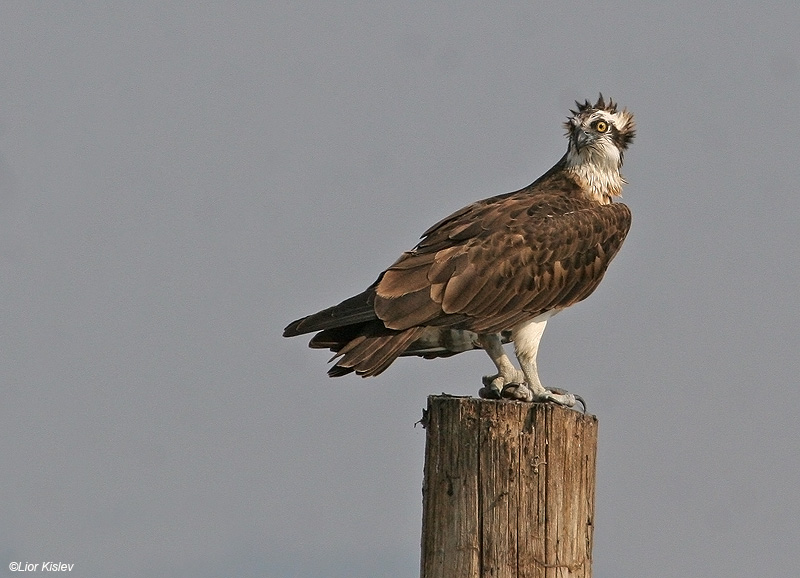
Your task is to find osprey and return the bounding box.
[284,95,635,408]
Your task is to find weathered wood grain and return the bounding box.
[420,396,597,578]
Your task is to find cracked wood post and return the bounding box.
[419,395,598,578]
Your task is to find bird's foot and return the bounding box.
[500,384,586,412]
[478,376,502,399]
[479,374,585,412]
[479,370,525,400]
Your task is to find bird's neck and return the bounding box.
[562,146,626,204]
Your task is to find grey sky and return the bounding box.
[1,2,798,577]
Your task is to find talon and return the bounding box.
[479,385,502,399]
[482,374,501,388]
[552,392,576,407]
[500,382,533,402]
[546,388,587,412]
[480,374,507,399]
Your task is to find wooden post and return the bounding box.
[419,395,598,578]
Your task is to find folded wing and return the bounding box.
[283,191,631,377]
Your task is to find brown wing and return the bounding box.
[284,187,630,378]
[374,192,631,334]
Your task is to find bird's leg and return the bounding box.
[478,333,525,399]
[503,316,578,408]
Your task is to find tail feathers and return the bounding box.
[283,288,377,337]
[309,321,426,377]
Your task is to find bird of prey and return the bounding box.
[283,95,635,408]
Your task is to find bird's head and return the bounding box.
[563,94,635,201]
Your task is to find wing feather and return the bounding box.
[374,192,631,334]
[378,262,431,297]
[375,287,442,329]
[287,175,631,377]
[283,288,377,337]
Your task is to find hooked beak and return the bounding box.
[572,125,590,152]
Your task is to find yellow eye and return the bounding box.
[595,120,608,133]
